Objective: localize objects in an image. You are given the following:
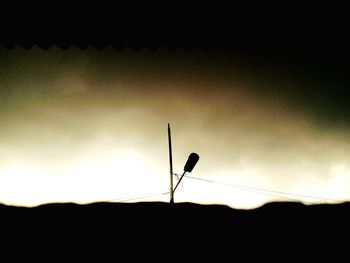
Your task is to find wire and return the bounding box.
[185,176,302,202]
[184,175,343,203]
[120,192,169,202]
[109,191,169,202]
[93,175,343,205]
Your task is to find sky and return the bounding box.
[0,46,350,209]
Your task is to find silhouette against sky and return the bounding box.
[0,46,350,208]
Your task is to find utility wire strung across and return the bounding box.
[184,175,343,203]
[109,191,170,202]
[99,175,344,204]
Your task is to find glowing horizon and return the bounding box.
[1,47,349,209]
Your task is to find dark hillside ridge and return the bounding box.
[1,201,349,258]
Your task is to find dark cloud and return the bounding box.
[1,47,349,206]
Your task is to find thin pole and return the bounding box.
[168,123,174,204]
[173,171,186,194]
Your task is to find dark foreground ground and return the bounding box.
[1,201,349,260]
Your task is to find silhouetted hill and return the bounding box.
[1,201,348,259]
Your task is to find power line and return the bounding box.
[184,175,343,203]
[119,192,169,202]
[109,191,169,202]
[91,175,343,204]
[223,184,303,202]
[184,175,302,202]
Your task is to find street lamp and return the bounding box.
[168,123,199,204]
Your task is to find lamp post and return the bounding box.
[168,123,199,204]
[168,123,174,204]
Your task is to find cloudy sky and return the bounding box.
[0,46,350,208]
